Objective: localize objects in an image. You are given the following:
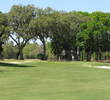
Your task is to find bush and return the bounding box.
[37,53,48,60]
[23,43,41,59]
[3,42,17,59]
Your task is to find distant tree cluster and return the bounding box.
[0,5,110,61]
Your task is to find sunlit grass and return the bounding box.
[0,60,110,100]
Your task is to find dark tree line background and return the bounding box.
[0,5,110,61]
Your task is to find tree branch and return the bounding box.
[9,34,19,46]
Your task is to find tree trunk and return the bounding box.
[16,48,24,60]
[0,46,3,59]
[16,51,20,60]
[65,50,72,61]
[95,52,99,61]
[0,41,4,59]
[81,51,84,61]
[95,48,102,61]
[72,48,78,61]
[85,44,92,61]
[74,52,78,61]
[41,38,48,60]
[42,39,46,57]
[86,47,92,61]
[86,52,91,61]
[77,47,80,61]
[19,50,24,60]
[57,55,61,61]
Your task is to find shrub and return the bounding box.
[37,53,48,60]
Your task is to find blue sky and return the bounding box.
[0,0,110,13]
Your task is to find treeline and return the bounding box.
[2,41,53,60]
[0,5,110,61]
[3,42,41,59]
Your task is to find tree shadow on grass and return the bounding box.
[0,70,5,72]
[0,62,35,68]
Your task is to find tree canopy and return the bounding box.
[0,5,110,61]
[0,12,9,58]
[8,5,36,59]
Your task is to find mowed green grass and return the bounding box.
[0,61,110,100]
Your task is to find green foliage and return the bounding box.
[78,12,110,61]
[46,42,55,60]
[50,12,88,60]
[8,5,36,59]
[0,5,110,61]
[3,41,17,59]
[30,8,54,58]
[0,13,9,39]
[23,43,41,59]
[37,53,48,60]
[0,12,9,58]
[8,5,36,36]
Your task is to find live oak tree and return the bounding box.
[30,7,54,60]
[8,5,36,60]
[47,11,64,60]
[50,12,88,61]
[0,12,9,59]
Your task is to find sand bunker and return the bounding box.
[9,60,33,64]
[96,66,110,69]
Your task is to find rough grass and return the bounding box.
[0,60,110,100]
